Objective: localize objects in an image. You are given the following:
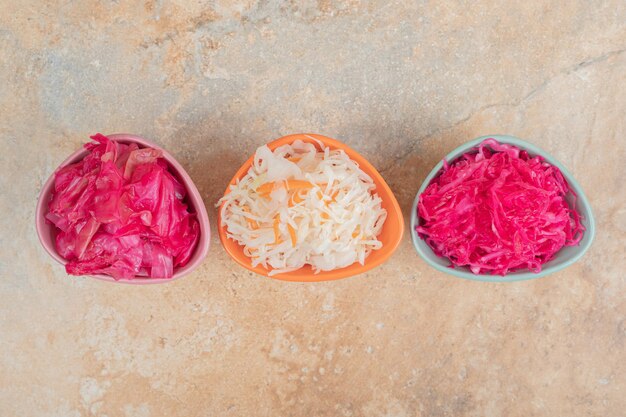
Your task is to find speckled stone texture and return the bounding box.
[1,1,625,416]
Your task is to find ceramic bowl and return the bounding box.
[35,133,210,284]
[410,134,595,282]
[218,133,404,282]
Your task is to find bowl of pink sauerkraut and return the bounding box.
[410,135,594,281]
[36,133,210,283]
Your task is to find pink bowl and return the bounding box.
[35,133,210,284]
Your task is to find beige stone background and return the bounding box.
[0,1,625,416]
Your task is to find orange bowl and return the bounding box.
[218,133,404,282]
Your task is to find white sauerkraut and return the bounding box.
[218,138,387,275]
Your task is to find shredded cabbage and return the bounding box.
[416,138,585,275]
[46,134,200,279]
[218,139,387,275]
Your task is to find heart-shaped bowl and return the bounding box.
[410,134,595,282]
[218,133,404,282]
[35,133,210,284]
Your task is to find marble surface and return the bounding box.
[1,1,625,416]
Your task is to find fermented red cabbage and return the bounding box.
[416,139,584,275]
[46,134,199,279]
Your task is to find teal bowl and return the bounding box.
[410,134,595,282]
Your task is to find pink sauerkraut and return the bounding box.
[46,134,199,279]
[416,139,584,275]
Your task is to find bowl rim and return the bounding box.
[35,133,210,284]
[409,134,596,282]
[217,133,404,282]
